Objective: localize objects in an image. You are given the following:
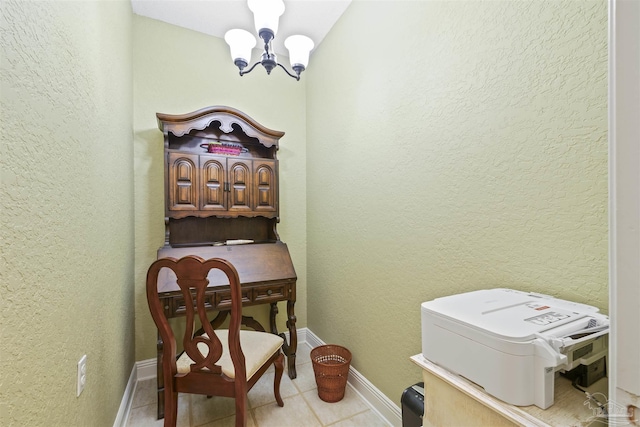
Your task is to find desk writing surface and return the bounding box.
[156,242,297,293]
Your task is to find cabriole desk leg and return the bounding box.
[270,301,297,379]
[286,299,298,379]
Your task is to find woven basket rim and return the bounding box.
[311,344,352,366]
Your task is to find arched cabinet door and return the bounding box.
[168,153,198,211]
[200,156,227,211]
[253,160,277,213]
[228,159,253,213]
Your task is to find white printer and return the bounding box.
[421,288,608,409]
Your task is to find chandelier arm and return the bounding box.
[239,60,263,77]
[276,63,300,81]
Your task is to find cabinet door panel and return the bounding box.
[254,160,277,213]
[168,153,198,211]
[228,160,253,212]
[200,156,226,211]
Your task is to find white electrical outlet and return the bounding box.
[77,355,87,397]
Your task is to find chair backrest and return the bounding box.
[146,256,246,382]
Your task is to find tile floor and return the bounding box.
[126,342,392,427]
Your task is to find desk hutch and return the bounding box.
[153,106,297,418]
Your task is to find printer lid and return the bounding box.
[422,288,603,342]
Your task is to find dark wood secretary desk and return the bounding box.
[154,106,297,419]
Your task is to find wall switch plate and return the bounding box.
[77,355,87,397]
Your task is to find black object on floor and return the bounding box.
[401,382,424,427]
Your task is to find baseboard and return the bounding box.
[304,328,324,349]
[285,327,307,346]
[112,363,137,427]
[136,357,157,381]
[117,327,401,427]
[305,329,402,427]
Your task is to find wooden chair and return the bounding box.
[146,256,285,427]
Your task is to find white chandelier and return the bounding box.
[224,0,314,81]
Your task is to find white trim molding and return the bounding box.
[608,0,640,416]
[112,364,137,427]
[136,357,157,381]
[116,328,402,427]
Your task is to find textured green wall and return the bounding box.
[306,0,608,406]
[0,1,135,426]
[0,1,608,422]
[133,15,308,361]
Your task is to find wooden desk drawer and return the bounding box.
[159,280,294,315]
[214,288,252,309]
[171,288,252,314]
[254,283,288,303]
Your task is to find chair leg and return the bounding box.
[274,352,284,407]
[235,393,248,427]
[163,387,178,427]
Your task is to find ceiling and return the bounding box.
[131,0,352,57]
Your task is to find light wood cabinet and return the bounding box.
[410,355,609,427]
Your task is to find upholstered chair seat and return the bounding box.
[177,330,284,379]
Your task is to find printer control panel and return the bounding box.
[525,311,571,326]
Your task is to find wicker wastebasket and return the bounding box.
[311,344,352,402]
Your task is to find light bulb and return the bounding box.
[285,35,314,69]
[248,0,285,37]
[224,29,257,67]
